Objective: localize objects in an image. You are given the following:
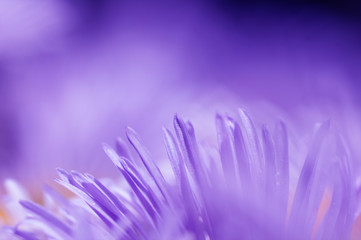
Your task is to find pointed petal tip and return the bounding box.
[126,127,145,146]
[18,199,31,208]
[103,145,122,167]
[102,142,110,148]
[276,119,286,128]
[238,108,252,122]
[174,114,180,123]
[215,112,223,119]
[125,126,137,135]
[238,107,247,114]
[162,126,173,136]
[56,168,68,176]
[174,114,185,126]
[102,142,112,154]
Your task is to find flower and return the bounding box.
[1,109,358,239]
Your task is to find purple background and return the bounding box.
[0,0,360,193]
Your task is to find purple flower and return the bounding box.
[1,109,358,239]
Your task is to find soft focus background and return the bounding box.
[0,0,361,194]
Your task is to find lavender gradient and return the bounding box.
[0,0,361,194]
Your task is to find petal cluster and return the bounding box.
[1,110,358,240]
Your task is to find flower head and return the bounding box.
[1,109,358,239]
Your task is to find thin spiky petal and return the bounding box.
[126,127,169,204]
[288,120,330,239]
[216,114,238,184]
[19,200,73,236]
[174,116,205,185]
[238,109,264,186]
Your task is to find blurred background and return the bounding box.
[0,0,361,194]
